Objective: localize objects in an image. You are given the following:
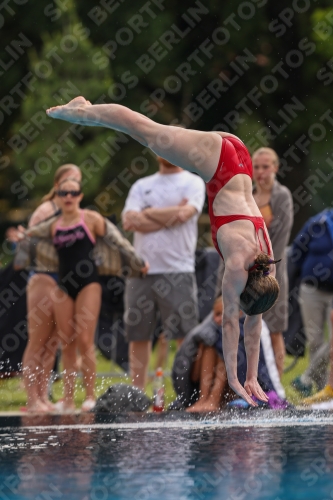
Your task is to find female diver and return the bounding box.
[46,97,280,406]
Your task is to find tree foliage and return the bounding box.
[8,4,115,207]
[2,0,333,230]
[75,0,333,228]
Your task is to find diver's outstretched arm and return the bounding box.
[47,96,222,181]
[244,314,269,403]
[222,263,257,407]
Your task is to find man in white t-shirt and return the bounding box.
[122,156,206,390]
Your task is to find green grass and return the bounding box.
[0,346,177,412]
[282,353,310,405]
[0,346,307,411]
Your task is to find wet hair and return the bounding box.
[252,147,279,167]
[240,253,280,316]
[42,164,81,202]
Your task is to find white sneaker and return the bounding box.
[53,400,76,414]
[81,398,96,412]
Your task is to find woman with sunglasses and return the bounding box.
[47,177,149,411]
[48,177,105,412]
[46,96,282,407]
[17,172,147,412]
[20,164,82,413]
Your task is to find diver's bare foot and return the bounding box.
[46,96,92,123]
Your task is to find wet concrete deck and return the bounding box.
[0,408,332,429]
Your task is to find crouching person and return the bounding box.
[186,297,228,412]
[171,297,226,411]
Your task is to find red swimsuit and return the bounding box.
[206,136,272,260]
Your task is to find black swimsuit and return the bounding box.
[53,211,99,300]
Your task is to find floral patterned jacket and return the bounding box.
[14,216,145,279]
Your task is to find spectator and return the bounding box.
[15,178,146,412]
[17,164,82,412]
[48,177,106,412]
[122,156,205,390]
[185,296,227,412]
[252,148,293,377]
[290,208,333,396]
[302,308,333,405]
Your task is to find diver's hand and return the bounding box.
[244,377,269,403]
[228,378,258,407]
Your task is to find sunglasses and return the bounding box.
[56,190,82,197]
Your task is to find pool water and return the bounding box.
[0,411,333,500]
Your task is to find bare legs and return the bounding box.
[187,344,227,412]
[22,274,58,412]
[52,283,102,410]
[46,97,222,182]
[154,334,169,371]
[53,291,76,409]
[75,283,101,404]
[154,334,184,371]
[270,332,286,379]
[129,340,152,390]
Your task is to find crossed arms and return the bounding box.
[122,200,197,233]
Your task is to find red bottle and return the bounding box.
[153,367,164,412]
